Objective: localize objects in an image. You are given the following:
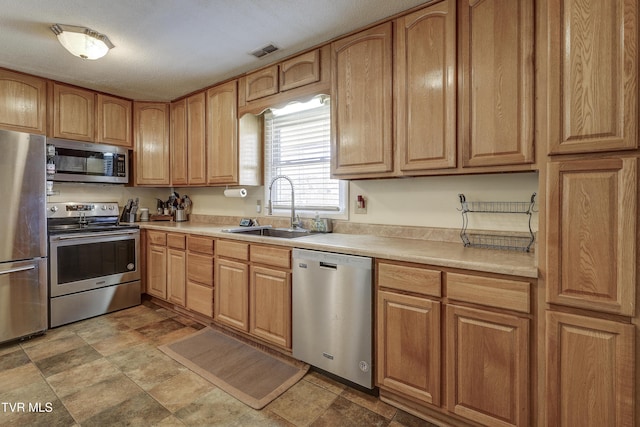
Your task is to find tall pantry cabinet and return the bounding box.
[542,0,638,425]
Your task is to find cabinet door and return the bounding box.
[134,102,170,185]
[547,157,636,315]
[206,81,238,185]
[147,244,167,300]
[187,252,213,287]
[280,50,320,92]
[170,99,188,186]
[187,92,206,185]
[547,0,638,154]
[186,281,213,317]
[51,83,95,142]
[459,0,534,167]
[396,0,456,172]
[250,265,291,349]
[0,69,47,134]
[546,311,634,426]
[446,304,529,427]
[377,291,441,406]
[245,65,279,101]
[167,248,186,306]
[96,94,132,147]
[331,22,393,177]
[214,257,248,331]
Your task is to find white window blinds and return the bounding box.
[264,97,344,213]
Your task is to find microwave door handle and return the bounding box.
[0,265,36,276]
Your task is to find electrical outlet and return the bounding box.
[256,200,262,213]
[355,195,367,214]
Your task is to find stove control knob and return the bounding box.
[50,206,58,213]
[109,205,115,210]
[101,205,107,210]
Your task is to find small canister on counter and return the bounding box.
[139,208,149,222]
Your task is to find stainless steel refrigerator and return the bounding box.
[0,130,47,344]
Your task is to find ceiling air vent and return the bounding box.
[251,44,279,58]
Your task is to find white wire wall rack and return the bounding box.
[458,193,537,252]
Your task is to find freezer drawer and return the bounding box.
[292,249,373,388]
[0,258,47,344]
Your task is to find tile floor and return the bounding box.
[0,301,436,426]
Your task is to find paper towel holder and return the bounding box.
[223,186,247,198]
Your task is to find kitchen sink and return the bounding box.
[221,225,311,239]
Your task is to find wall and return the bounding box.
[47,182,166,214]
[180,171,539,233]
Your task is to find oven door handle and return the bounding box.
[50,230,139,241]
[0,265,36,276]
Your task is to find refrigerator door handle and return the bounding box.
[0,265,36,276]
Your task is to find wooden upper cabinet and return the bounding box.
[170,98,188,186]
[187,92,207,185]
[446,304,529,427]
[547,157,637,315]
[96,94,132,147]
[245,66,279,101]
[206,80,238,185]
[0,69,47,134]
[50,82,95,142]
[547,0,638,154]
[331,22,394,177]
[546,311,634,426]
[396,0,456,172]
[459,0,534,167]
[280,50,320,92]
[134,102,170,186]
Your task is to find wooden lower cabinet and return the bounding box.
[215,257,249,331]
[546,311,634,426]
[147,243,167,299]
[167,248,186,306]
[446,304,529,427]
[250,266,291,348]
[186,235,214,317]
[377,291,441,406]
[377,259,533,427]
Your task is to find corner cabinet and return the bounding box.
[134,101,170,186]
[0,69,47,134]
[547,0,638,154]
[458,0,535,167]
[331,22,394,177]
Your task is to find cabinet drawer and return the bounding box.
[217,240,249,261]
[188,235,214,255]
[147,230,167,246]
[250,245,291,269]
[447,273,530,313]
[166,233,186,249]
[186,281,213,317]
[377,261,442,297]
[187,253,213,287]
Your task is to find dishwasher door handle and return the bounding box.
[319,261,337,269]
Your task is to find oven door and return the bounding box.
[49,229,140,297]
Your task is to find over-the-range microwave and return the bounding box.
[47,138,129,184]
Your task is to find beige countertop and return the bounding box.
[137,221,538,279]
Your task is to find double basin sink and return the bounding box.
[221,225,311,239]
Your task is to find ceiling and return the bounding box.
[1,0,429,101]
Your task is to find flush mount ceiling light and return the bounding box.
[50,24,114,60]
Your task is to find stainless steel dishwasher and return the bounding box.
[292,248,373,389]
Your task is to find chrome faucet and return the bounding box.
[268,175,301,230]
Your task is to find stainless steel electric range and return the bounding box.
[47,202,141,327]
